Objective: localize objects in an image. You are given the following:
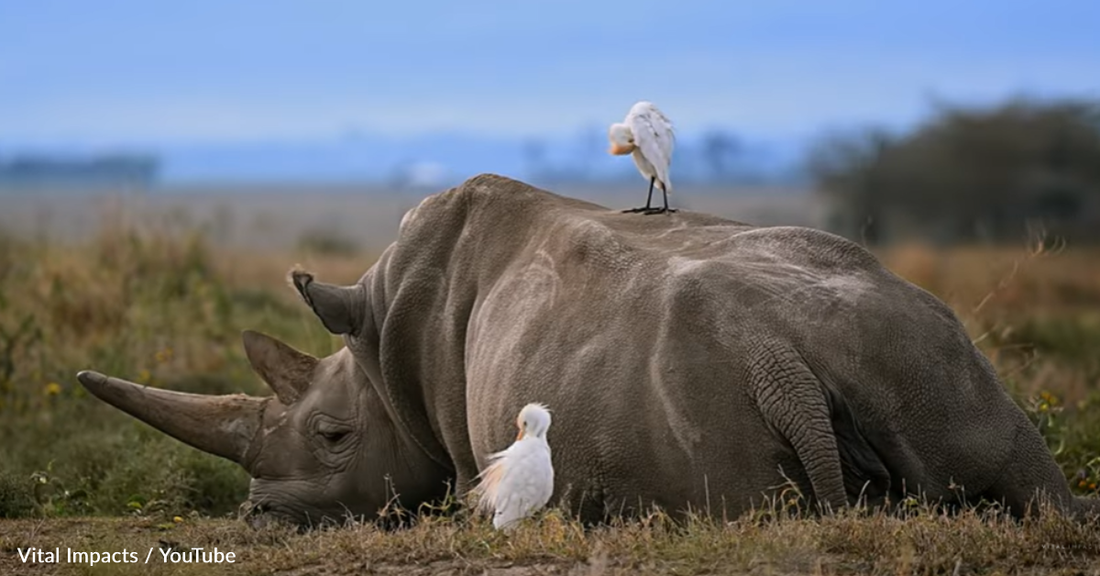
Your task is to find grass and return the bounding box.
[2,503,1100,574]
[2,214,1100,574]
[0,215,361,522]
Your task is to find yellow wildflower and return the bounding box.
[44,382,61,396]
[137,369,152,384]
[1091,483,1097,491]
[1079,480,1088,488]
[155,347,174,363]
[173,516,184,523]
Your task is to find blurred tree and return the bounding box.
[522,138,549,181]
[572,124,603,180]
[805,126,894,244]
[807,97,1100,245]
[701,129,742,181]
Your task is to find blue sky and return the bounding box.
[1,0,1098,147]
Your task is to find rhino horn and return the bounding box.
[76,370,265,467]
[289,268,366,335]
[241,329,317,405]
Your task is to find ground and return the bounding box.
[1,189,1100,575]
[3,504,1100,575]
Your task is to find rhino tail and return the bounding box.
[752,346,892,512]
[752,357,840,512]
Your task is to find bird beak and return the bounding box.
[609,142,635,155]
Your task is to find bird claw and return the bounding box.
[621,207,651,213]
[643,207,676,215]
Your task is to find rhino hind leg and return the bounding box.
[981,417,1100,522]
[823,384,894,507]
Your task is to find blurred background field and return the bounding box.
[2,187,1100,522]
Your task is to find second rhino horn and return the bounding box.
[241,330,317,405]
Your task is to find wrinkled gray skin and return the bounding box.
[76,174,1098,527]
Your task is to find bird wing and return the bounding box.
[627,103,675,190]
[472,439,553,528]
[492,441,553,526]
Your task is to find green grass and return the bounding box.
[2,222,1100,573]
[0,226,346,521]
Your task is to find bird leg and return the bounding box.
[643,185,676,215]
[622,177,656,213]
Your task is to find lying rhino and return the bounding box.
[77,174,1096,526]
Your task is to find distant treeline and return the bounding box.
[0,154,159,190]
[807,97,1100,246]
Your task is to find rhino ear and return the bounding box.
[289,268,366,335]
[241,330,318,405]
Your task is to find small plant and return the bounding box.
[1072,457,1100,495]
[1024,387,1100,496]
[0,311,41,395]
[0,471,35,518]
[29,462,90,517]
[1027,390,1065,439]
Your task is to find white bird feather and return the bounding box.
[471,403,554,530]
[609,101,676,213]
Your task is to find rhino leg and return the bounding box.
[982,415,1100,521]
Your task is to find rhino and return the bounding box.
[76,174,1097,526]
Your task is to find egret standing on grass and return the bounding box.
[608,100,676,214]
[471,403,554,530]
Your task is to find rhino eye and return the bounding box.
[319,430,349,443]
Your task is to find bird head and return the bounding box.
[608,123,636,155]
[515,403,552,440]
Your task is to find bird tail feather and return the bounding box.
[471,451,508,514]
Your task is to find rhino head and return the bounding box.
[75,272,452,527]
